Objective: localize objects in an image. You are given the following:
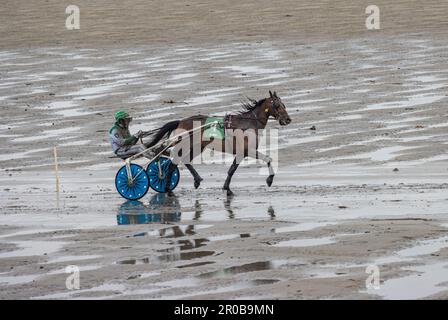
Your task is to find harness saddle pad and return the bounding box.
[203,117,225,140]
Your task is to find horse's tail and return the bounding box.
[145,120,180,148]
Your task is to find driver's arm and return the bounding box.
[110,128,138,148]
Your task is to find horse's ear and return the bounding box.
[269,90,273,98]
[274,91,278,97]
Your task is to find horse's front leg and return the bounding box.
[256,151,275,187]
[223,157,240,197]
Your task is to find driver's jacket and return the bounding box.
[109,124,138,153]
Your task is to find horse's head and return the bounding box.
[267,91,291,126]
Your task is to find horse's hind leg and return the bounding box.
[223,157,240,197]
[256,151,275,187]
[181,142,204,189]
[185,164,203,189]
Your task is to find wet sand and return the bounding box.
[1,0,448,299]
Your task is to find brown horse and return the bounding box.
[144,91,291,196]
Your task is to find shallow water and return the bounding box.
[0,240,66,259]
[366,262,448,299]
[273,237,335,247]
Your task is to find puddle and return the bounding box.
[117,250,215,264]
[400,135,436,142]
[397,236,448,257]
[185,92,236,106]
[153,254,205,265]
[306,269,345,279]
[124,229,252,265]
[366,94,444,110]
[156,231,252,253]
[0,228,61,239]
[0,240,65,258]
[153,277,200,288]
[0,148,50,162]
[375,235,448,265]
[382,116,431,124]
[0,273,41,285]
[69,83,124,97]
[273,237,335,248]
[176,261,215,269]
[411,75,443,83]
[198,261,288,278]
[280,134,332,149]
[117,195,181,225]
[137,112,175,120]
[40,101,77,110]
[163,82,192,89]
[222,65,281,75]
[163,282,259,300]
[132,93,160,102]
[198,87,243,95]
[46,264,102,275]
[74,67,111,72]
[45,255,102,264]
[13,127,80,143]
[157,238,210,253]
[339,145,415,162]
[274,222,337,233]
[59,140,91,147]
[55,108,93,117]
[118,213,181,225]
[153,274,281,299]
[388,153,448,166]
[366,262,448,299]
[170,73,198,80]
[33,283,126,300]
[138,224,213,238]
[335,115,363,121]
[250,279,280,285]
[156,226,196,238]
[140,272,160,278]
[208,233,252,241]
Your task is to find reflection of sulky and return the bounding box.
[116,193,181,225]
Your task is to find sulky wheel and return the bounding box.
[115,163,150,200]
[146,156,180,193]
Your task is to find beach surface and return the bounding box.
[0,0,447,299]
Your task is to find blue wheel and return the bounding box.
[115,164,150,200]
[146,156,180,193]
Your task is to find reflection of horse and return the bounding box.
[116,193,181,225]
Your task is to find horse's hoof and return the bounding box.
[266,175,274,187]
[194,177,203,189]
[166,190,175,197]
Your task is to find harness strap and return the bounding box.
[224,114,233,129]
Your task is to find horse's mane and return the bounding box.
[238,97,266,114]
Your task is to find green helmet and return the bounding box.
[115,110,131,121]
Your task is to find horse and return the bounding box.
[144,91,292,196]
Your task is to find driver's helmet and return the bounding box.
[115,110,131,121]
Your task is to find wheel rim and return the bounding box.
[115,164,149,200]
[147,157,180,193]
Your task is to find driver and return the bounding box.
[109,110,145,159]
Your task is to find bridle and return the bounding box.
[236,98,281,125]
[267,98,282,120]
